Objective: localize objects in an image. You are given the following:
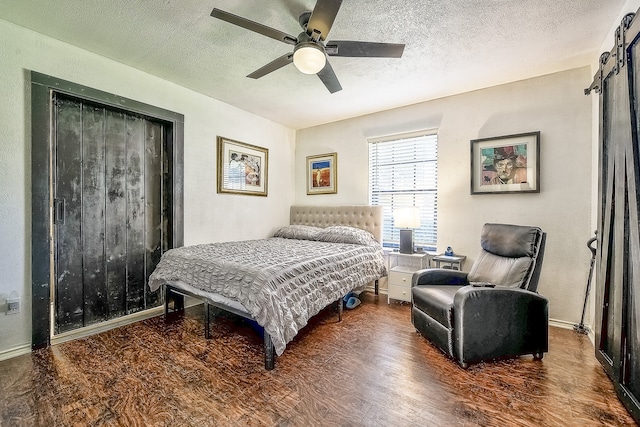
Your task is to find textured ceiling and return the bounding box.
[0,0,626,129]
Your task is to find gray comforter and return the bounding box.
[148,237,386,355]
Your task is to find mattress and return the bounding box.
[149,232,386,356]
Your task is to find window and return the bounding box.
[368,130,438,250]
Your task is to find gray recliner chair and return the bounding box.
[411,223,547,368]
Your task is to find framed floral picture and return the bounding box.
[470,131,540,194]
[306,152,337,195]
[217,136,268,196]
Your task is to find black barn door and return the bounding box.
[53,94,166,334]
[587,11,640,424]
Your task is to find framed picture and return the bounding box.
[217,136,268,196]
[306,152,337,195]
[470,131,540,194]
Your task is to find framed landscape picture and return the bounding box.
[217,136,268,196]
[470,131,540,194]
[306,152,337,195]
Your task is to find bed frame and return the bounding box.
[163,205,384,370]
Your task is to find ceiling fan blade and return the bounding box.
[317,59,342,93]
[247,53,294,79]
[307,0,343,40]
[325,41,405,58]
[211,8,297,45]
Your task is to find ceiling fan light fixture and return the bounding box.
[293,42,326,74]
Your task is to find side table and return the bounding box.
[432,254,466,271]
[387,251,430,303]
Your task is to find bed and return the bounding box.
[148,205,386,370]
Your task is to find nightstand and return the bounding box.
[387,252,430,303]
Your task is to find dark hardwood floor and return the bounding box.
[0,292,636,426]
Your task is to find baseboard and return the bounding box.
[51,305,164,346]
[549,318,595,345]
[550,317,593,334]
[0,343,31,362]
[549,318,575,330]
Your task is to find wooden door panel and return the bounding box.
[125,115,146,314]
[625,183,640,398]
[145,120,163,307]
[105,109,127,318]
[81,104,108,326]
[625,38,640,399]
[597,77,618,370]
[592,13,640,423]
[598,70,636,372]
[54,95,168,330]
[55,98,84,333]
[30,71,184,351]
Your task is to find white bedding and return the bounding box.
[149,233,386,356]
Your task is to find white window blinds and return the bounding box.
[368,131,438,250]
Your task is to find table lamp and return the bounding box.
[394,207,421,254]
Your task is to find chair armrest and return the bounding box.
[452,286,548,363]
[454,285,548,307]
[412,268,469,287]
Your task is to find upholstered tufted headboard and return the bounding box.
[290,205,384,244]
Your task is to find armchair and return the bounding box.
[411,223,547,368]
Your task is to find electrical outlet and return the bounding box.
[6,298,20,315]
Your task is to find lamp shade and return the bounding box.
[394,207,421,229]
[293,42,326,74]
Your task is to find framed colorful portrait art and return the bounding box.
[306,152,337,195]
[470,132,540,195]
[217,136,268,197]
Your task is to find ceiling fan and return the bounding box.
[211,0,405,93]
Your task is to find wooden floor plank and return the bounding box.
[0,292,636,426]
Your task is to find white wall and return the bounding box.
[0,18,295,357]
[295,67,593,326]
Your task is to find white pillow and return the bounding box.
[315,225,378,246]
[273,225,322,241]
